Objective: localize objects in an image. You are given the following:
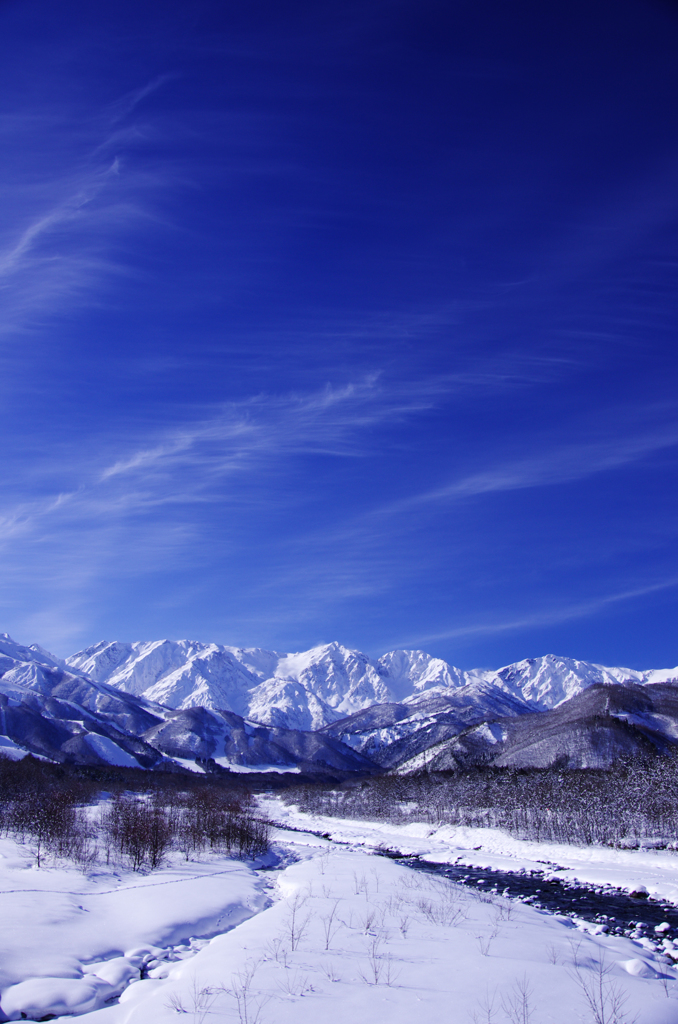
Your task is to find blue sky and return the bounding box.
[2,0,678,667]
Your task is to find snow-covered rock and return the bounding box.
[81,956,140,995]
[1,974,116,1020]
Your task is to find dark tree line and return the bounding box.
[100,789,269,869]
[284,757,678,848]
[0,755,270,870]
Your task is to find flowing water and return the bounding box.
[397,854,678,944]
[270,817,678,947]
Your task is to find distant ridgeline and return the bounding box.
[1,632,678,773]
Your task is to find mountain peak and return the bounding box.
[63,638,677,729]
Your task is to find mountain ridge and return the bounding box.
[4,631,678,773]
[66,638,678,731]
[396,681,678,772]
[0,634,378,774]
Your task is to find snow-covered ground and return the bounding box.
[2,797,678,1023]
[266,799,678,905]
[0,836,266,1018]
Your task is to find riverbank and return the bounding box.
[263,795,678,904]
[2,802,678,1023]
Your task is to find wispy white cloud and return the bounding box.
[93,374,452,489]
[0,79,175,339]
[0,159,123,278]
[0,373,448,546]
[95,358,576,491]
[0,372,457,650]
[39,385,672,589]
[393,577,678,650]
[107,75,179,126]
[0,490,83,542]
[3,380,671,633]
[369,421,678,518]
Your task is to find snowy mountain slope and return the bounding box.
[245,678,338,732]
[66,640,265,716]
[321,681,531,767]
[398,681,678,772]
[382,650,678,707]
[67,640,395,730]
[0,635,377,773]
[377,648,480,697]
[67,639,678,732]
[390,650,678,709]
[491,653,667,708]
[0,634,167,767]
[141,705,377,772]
[267,642,392,716]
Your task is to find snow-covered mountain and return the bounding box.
[0,634,376,773]
[397,681,678,772]
[68,640,397,730]
[490,653,676,708]
[321,680,532,768]
[67,639,678,731]
[6,629,678,772]
[0,633,167,768]
[376,649,478,697]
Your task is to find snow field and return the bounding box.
[0,835,265,1020]
[264,797,678,905]
[79,830,678,1024]
[3,803,678,1023]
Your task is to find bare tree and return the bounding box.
[470,987,499,1024]
[321,899,343,950]
[276,972,312,997]
[284,892,310,951]
[569,955,637,1024]
[222,961,268,1024]
[501,975,535,1024]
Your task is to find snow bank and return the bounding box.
[71,816,678,1024]
[0,835,265,994]
[264,797,678,904]
[2,975,115,1020]
[3,801,678,1024]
